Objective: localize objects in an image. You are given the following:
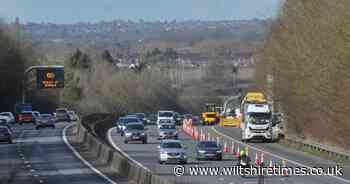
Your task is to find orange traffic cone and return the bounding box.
[282,159,288,177]
[255,152,260,166]
[231,141,235,154]
[224,141,229,153]
[235,145,240,158]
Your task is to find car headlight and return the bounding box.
[125,132,132,136]
[198,150,206,153]
[216,150,222,153]
[141,133,145,136]
[160,151,167,154]
[174,131,178,135]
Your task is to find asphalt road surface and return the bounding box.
[211,126,350,184]
[110,125,321,184]
[0,122,110,184]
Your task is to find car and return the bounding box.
[147,114,157,124]
[183,114,193,120]
[18,111,35,124]
[55,108,71,122]
[131,113,148,125]
[157,119,174,129]
[0,119,11,130]
[196,141,222,160]
[0,126,13,144]
[117,117,143,136]
[0,112,15,124]
[158,123,178,140]
[173,112,183,125]
[68,111,79,121]
[123,123,147,144]
[35,114,55,129]
[158,139,187,164]
[32,111,41,123]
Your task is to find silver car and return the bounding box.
[124,123,147,144]
[158,123,178,140]
[158,140,187,164]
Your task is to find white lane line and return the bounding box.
[62,123,117,184]
[211,126,350,184]
[107,127,152,172]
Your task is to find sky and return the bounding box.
[0,0,283,24]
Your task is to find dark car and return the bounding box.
[0,119,11,131]
[174,112,183,125]
[124,123,147,144]
[0,126,13,144]
[132,113,148,125]
[55,108,71,122]
[196,141,222,160]
[36,114,55,129]
[147,114,157,124]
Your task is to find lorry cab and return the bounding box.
[241,101,273,142]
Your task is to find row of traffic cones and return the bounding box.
[182,126,289,177]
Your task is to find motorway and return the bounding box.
[0,122,110,184]
[109,124,350,184]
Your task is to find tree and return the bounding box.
[102,49,114,64]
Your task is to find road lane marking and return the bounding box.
[107,127,152,172]
[62,123,117,184]
[211,126,350,184]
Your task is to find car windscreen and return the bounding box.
[0,113,10,117]
[159,112,173,117]
[123,118,140,124]
[162,142,182,149]
[249,113,271,124]
[0,128,8,133]
[198,141,218,148]
[126,124,144,130]
[135,113,145,119]
[160,124,176,129]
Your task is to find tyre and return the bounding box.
[143,139,147,144]
[217,155,223,161]
[52,125,55,129]
[8,139,13,144]
[36,127,40,130]
[159,160,164,164]
[124,140,128,144]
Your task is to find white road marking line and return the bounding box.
[211,126,350,184]
[62,123,117,184]
[107,127,152,172]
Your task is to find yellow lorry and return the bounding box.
[201,103,220,125]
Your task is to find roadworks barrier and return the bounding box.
[71,118,174,184]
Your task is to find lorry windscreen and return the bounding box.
[249,113,271,124]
